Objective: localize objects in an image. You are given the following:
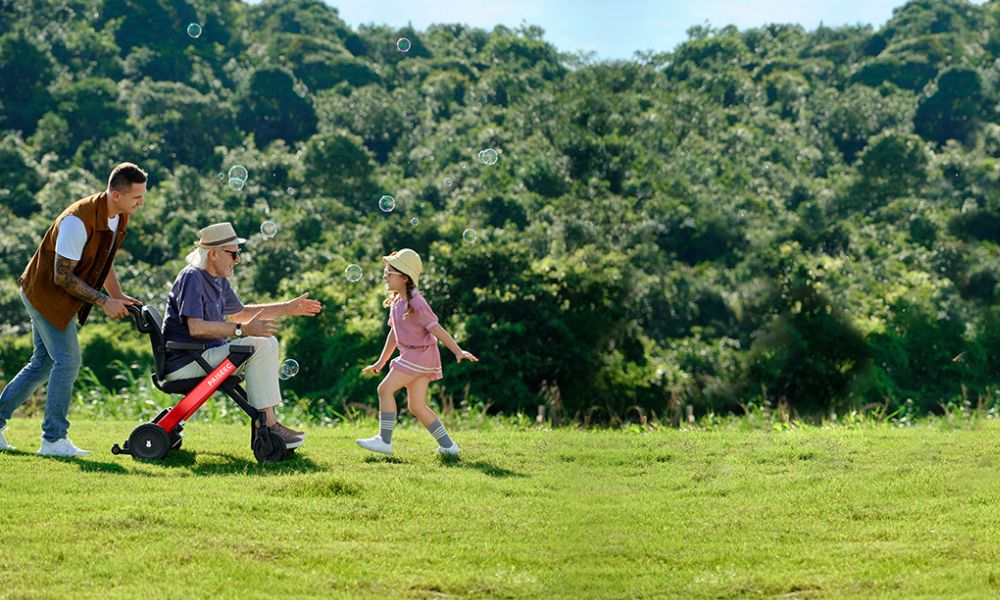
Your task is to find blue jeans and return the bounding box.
[0,289,82,441]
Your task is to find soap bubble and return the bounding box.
[345,264,363,282]
[228,165,248,181]
[463,228,478,243]
[410,217,419,226]
[186,23,202,38]
[444,177,453,187]
[217,172,224,180]
[286,187,295,195]
[378,194,396,212]
[260,220,278,238]
[227,177,245,191]
[279,359,299,380]
[478,148,499,165]
[396,37,411,52]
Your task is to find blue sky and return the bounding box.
[319,0,986,60]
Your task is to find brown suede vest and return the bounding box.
[19,192,129,331]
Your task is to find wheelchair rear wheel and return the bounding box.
[128,423,171,460]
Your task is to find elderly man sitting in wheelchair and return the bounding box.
[161,222,322,449]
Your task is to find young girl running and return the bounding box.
[358,248,478,456]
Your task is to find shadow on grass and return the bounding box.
[363,455,406,465]
[439,456,528,478]
[128,448,324,476]
[29,452,131,474]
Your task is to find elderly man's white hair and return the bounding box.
[185,247,211,270]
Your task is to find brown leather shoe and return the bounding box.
[270,423,303,449]
[276,421,305,437]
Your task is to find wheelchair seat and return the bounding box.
[135,304,246,393]
[158,377,211,395]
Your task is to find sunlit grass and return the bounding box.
[3,417,1000,597]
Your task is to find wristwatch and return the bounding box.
[234,323,244,337]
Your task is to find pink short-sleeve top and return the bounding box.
[388,291,440,346]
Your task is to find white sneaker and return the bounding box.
[356,435,393,456]
[38,437,92,457]
[0,428,14,451]
[437,442,461,456]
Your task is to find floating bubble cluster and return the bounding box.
[228,165,248,181]
[378,194,396,212]
[226,165,248,190]
[279,359,299,380]
[478,148,499,165]
[345,264,363,282]
[260,220,278,239]
[186,23,202,38]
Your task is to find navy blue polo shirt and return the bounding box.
[162,266,243,373]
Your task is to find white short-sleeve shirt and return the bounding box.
[55,215,120,260]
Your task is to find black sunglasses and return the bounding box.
[221,249,240,260]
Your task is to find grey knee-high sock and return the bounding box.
[379,412,396,444]
[427,418,454,448]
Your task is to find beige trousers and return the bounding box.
[163,336,281,410]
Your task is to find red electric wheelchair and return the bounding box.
[111,304,295,463]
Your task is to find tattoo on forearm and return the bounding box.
[54,256,108,306]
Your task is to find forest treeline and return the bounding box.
[2,0,1000,422]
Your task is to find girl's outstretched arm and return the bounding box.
[362,329,399,375]
[429,325,479,363]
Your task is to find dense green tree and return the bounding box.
[300,129,376,204]
[234,66,317,146]
[0,135,44,217]
[0,30,56,135]
[744,275,870,413]
[852,131,929,206]
[246,0,350,40]
[130,80,237,167]
[315,84,417,161]
[47,77,131,158]
[813,84,916,162]
[915,67,990,146]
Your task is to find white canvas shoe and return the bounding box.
[0,428,14,451]
[38,437,92,457]
[437,442,461,456]
[356,435,393,456]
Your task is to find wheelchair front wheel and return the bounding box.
[253,431,287,463]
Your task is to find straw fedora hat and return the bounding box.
[195,222,247,248]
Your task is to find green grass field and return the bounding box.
[2,417,1000,598]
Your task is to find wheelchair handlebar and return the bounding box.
[126,304,151,334]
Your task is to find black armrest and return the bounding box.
[229,345,253,355]
[165,341,209,351]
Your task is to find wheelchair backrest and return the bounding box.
[137,304,168,381]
